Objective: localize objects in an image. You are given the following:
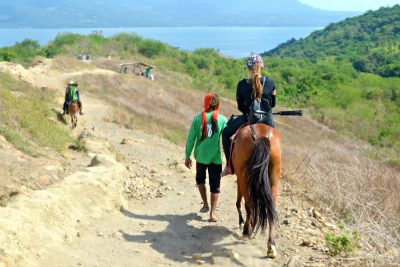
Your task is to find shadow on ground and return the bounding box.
[52,108,68,125]
[120,208,245,265]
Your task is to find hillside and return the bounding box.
[0,0,357,27]
[1,31,400,165]
[0,57,398,266]
[264,5,400,77]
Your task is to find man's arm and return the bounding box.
[185,118,197,159]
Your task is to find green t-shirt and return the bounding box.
[185,112,227,165]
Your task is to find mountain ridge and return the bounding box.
[0,0,358,28]
[263,5,400,77]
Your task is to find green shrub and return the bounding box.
[70,136,86,152]
[138,39,166,57]
[0,49,16,61]
[325,229,359,257]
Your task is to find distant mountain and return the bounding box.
[264,5,400,77]
[0,0,357,28]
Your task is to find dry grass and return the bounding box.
[279,114,400,264]
[75,65,237,146]
[51,56,97,72]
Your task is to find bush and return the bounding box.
[0,49,16,61]
[138,39,166,57]
[325,230,359,257]
[70,136,86,151]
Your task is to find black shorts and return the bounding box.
[196,162,222,194]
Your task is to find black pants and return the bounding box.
[196,162,222,194]
[222,111,275,163]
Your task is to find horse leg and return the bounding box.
[243,201,252,238]
[236,182,244,229]
[267,187,278,258]
[267,155,281,258]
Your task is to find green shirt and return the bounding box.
[185,112,227,165]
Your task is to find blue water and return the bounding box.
[0,27,320,58]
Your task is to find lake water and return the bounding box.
[0,27,320,58]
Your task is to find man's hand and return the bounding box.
[185,158,192,169]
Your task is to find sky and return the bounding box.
[298,0,400,11]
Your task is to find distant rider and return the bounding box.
[62,80,84,115]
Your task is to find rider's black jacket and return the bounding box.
[236,76,276,115]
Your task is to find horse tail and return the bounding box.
[246,136,278,235]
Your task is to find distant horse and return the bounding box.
[232,123,281,258]
[68,101,79,128]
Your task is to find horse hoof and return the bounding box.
[267,245,277,258]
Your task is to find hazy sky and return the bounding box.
[298,0,399,11]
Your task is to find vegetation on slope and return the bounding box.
[265,5,400,78]
[0,73,71,155]
[0,17,399,163]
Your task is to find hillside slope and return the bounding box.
[264,5,400,77]
[0,58,398,266]
[0,0,357,27]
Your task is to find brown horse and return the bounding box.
[68,101,79,128]
[232,123,281,258]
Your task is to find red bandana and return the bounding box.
[201,93,220,139]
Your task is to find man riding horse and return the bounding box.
[62,80,84,116]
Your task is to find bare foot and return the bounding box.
[200,206,209,213]
[209,213,217,222]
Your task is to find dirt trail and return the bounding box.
[0,60,350,266]
[38,94,337,267]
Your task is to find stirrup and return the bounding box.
[221,165,233,177]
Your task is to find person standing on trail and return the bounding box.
[184,93,227,222]
[145,67,154,80]
[62,80,84,116]
[221,53,277,176]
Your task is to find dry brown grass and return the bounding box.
[51,56,97,72]
[75,61,236,145]
[279,114,400,264]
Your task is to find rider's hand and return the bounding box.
[185,158,192,169]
